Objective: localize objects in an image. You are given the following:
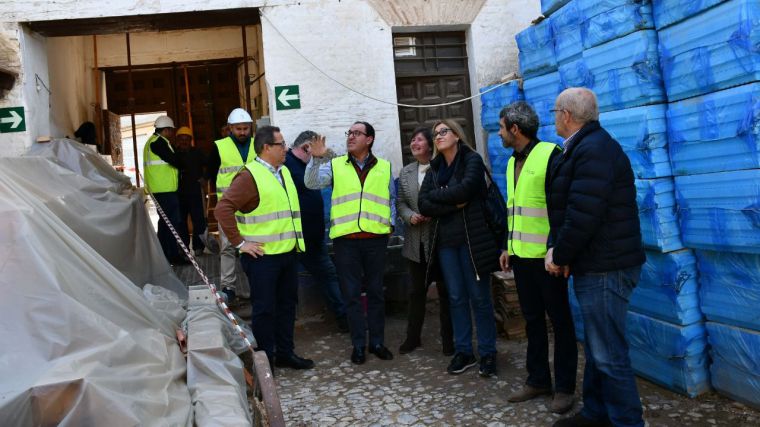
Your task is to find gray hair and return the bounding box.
[556,87,599,124]
[499,101,539,139]
[293,130,318,147]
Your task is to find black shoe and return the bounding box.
[351,347,366,365]
[479,353,497,377]
[553,413,613,427]
[447,352,477,374]
[274,353,315,370]
[398,339,421,354]
[369,344,394,360]
[336,316,350,333]
[442,340,455,356]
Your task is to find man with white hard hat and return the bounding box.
[207,108,256,303]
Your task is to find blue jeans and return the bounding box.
[438,245,497,356]
[574,266,644,427]
[297,241,346,319]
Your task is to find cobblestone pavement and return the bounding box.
[272,305,759,427]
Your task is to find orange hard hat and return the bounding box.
[176,126,193,138]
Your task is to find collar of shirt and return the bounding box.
[255,157,284,185]
[350,153,375,170]
[562,129,581,150]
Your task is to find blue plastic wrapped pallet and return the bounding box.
[626,311,711,397]
[629,250,702,326]
[706,322,760,409]
[635,178,684,252]
[577,0,655,50]
[666,83,760,176]
[480,81,523,132]
[516,18,557,79]
[558,58,594,90]
[582,30,665,112]
[552,1,584,65]
[674,169,760,254]
[658,0,760,102]
[653,0,728,29]
[487,131,505,165]
[567,279,585,343]
[538,125,564,145]
[542,0,572,17]
[523,72,563,126]
[696,250,760,331]
[600,104,672,179]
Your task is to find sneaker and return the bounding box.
[507,385,552,402]
[478,353,497,377]
[552,413,612,427]
[550,393,576,414]
[446,352,477,375]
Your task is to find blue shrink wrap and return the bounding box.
[658,0,760,102]
[523,72,563,126]
[480,81,523,132]
[577,0,655,50]
[630,250,703,326]
[542,0,572,17]
[706,322,760,409]
[674,169,760,254]
[516,18,557,79]
[635,178,684,252]
[567,278,585,343]
[666,83,760,176]
[552,1,584,65]
[600,104,672,178]
[487,133,513,201]
[538,125,564,145]
[653,0,728,30]
[559,58,594,90]
[583,30,665,112]
[696,250,760,331]
[626,312,711,397]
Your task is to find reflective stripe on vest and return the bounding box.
[506,142,556,258]
[215,136,256,199]
[142,133,178,193]
[235,161,305,254]
[329,155,392,238]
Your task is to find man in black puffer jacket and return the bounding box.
[548,88,646,427]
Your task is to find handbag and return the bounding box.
[482,168,507,248]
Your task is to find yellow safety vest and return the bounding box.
[142,133,178,194]
[235,161,305,255]
[329,155,392,238]
[215,136,256,198]
[506,142,556,258]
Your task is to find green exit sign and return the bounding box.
[275,85,301,110]
[0,107,25,133]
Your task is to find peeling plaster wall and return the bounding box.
[367,0,487,26]
[0,22,26,156]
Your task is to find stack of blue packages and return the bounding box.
[582,30,665,112]
[516,18,557,79]
[658,0,760,102]
[600,104,672,178]
[706,322,760,409]
[558,58,594,90]
[630,250,703,325]
[578,0,655,49]
[652,0,728,29]
[635,178,684,252]
[542,0,572,17]
[523,71,563,126]
[666,82,760,176]
[627,311,711,397]
[696,250,760,331]
[674,169,760,254]
[538,125,564,145]
[552,1,584,65]
[480,81,523,132]
[567,278,585,343]
[486,131,512,201]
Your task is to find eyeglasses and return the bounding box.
[550,108,566,113]
[345,130,368,138]
[267,141,287,148]
[433,128,453,138]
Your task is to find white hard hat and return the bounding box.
[154,115,175,128]
[227,108,253,124]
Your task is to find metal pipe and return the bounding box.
[92,35,103,154]
[126,32,140,187]
[183,64,194,145]
[241,25,252,114]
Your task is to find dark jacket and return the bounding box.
[284,151,326,247]
[419,143,500,280]
[176,147,207,194]
[547,121,646,274]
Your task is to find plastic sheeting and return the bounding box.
[696,250,760,331]
[706,322,760,409]
[627,312,711,397]
[630,250,703,326]
[653,0,728,30]
[542,0,572,17]
[516,18,557,79]
[558,58,594,91]
[523,71,563,126]
[658,0,760,102]
[0,154,193,425]
[486,131,512,202]
[666,82,760,176]
[480,81,523,131]
[674,169,760,254]
[538,125,564,145]
[635,177,684,252]
[552,1,583,65]
[600,104,672,179]
[578,0,655,50]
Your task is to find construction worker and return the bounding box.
[214,125,314,372]
[142,115,186,265]
[208,108,256,303]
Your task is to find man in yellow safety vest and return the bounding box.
[497,102,577,414]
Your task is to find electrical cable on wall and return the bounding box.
[258,9,512,109]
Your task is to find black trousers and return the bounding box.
[404,246,453,346]
[178,186,207,251]
[512,256,578,393]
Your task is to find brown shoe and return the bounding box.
[507,385,552,402]
[550,392,575,414]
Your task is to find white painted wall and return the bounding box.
[20,26,51,153]
[47,36,92,139]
